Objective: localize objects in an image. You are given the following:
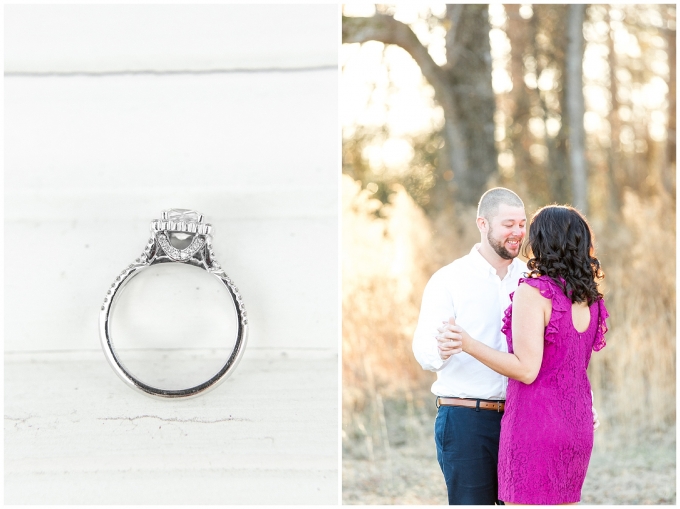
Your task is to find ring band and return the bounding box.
[99,209,248,399]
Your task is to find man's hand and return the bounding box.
[592,405,600,431]
[592,396,600,432]
[436,317,463,360]
[591,390,600,431]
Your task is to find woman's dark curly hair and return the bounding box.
[523,205,604,305]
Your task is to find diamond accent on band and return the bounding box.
[157,233,205,261]
[103,255,150,310]
[209,265,248,326]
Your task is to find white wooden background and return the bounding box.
[5,5,339,504]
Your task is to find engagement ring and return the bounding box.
[99,209,248,399]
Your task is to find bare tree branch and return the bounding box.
[342,14,470,196]
[445,4,465,69]
[343,14,448,100]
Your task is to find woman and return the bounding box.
[441,205,609,504]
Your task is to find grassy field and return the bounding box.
[342,393,676,505]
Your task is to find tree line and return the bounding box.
[342,4,675,218]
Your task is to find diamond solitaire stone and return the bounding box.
[161,209,203,223]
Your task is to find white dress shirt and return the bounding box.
[412,244,527,400]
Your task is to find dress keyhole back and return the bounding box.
[571,301,591,333]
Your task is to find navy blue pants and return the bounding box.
[434,404,504,505]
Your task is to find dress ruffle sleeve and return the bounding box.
[502,276,568,345]
[593,298,609,352]
[500,293,514,339]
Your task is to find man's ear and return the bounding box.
[476,216,487,233]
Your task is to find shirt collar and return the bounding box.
[469,244,495,276]
[469,243,520,279]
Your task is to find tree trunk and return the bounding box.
[505,5,571,206]
[504,5,538,196]
[565,4,588,214]
[444,5,498,205]
[504,6,531,132]
[606,7,622,217]
[664,18,676,197]
[343,7,497,207]
[538,5,571,205]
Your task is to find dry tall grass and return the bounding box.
[588,188,676,436]
[342,174,436,460]
[343,175,676,463]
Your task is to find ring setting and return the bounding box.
[99,209,248,399]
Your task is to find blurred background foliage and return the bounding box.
[342,4,675,504]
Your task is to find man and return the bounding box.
[412,188,598,505]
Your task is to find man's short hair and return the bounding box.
[477,188,524,220]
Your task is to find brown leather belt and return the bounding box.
[437,397,505,412]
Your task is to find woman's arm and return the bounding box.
[437,282,549,384]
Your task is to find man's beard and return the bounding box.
[487,227,519,260]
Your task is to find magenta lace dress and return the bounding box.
[498,275,609,504]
